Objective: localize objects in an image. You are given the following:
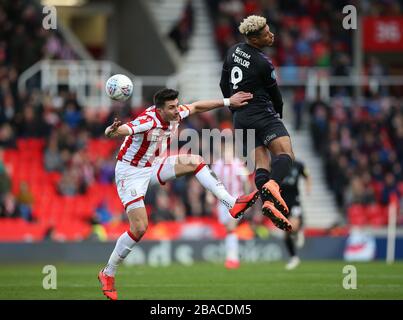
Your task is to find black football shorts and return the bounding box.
[233,106,290,155]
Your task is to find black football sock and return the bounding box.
[270,154,293,185]
[285,233,296,257]
[255,168,271,202]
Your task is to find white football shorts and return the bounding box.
[115,156,177,212]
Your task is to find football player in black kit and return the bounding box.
[280,159,311,270]
[220,15,294,231]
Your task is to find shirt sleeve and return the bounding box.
[219,58,231,98]
[178,104,191,120]
[125,115,155,135]
[261,57,277,88]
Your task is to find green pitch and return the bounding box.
[0,261,402,300]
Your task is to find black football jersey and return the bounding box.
[220,42,278,115]
[280,161,309,201]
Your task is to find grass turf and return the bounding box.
[0,261,402,300]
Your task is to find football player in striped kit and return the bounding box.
[98,88,259,300]
[213,140,253,269]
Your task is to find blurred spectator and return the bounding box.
[185,176,209,217]
[96,157,116,184]
[381,172,400,205]
[94,200,113,224]
[16,181,34,222]
[58,168,83,196]
[345,175,376,207]
[0,192,20,219]
[44,136,64,172]
[0,123,17,148]
[0,156,11,200]
[169,0,194,54]
[152,188,176,222]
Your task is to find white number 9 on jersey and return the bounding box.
[231,66,243,89]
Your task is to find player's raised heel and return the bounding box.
[262,180,289,216]
[229,190,259,218]
[262,201,292,232]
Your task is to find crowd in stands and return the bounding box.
[309,94,403,224]
[168,0,194,54]
[207,0,402,73]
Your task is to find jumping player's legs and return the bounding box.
[253,143,295,198]
[253,146,271,198]
[268,135,295,185]
[242,114,294,230]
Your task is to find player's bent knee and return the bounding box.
[190,155,206,173]
[129,222,148,240]
[177,154,204,171]
[190,154,204,167]
[277,152,294,163]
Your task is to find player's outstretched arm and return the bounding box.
[104,118,131,138]
[219,65,231,98]
[188,91,253,115]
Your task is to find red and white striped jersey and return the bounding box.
[212,158,248,197]
[117,104,190,167]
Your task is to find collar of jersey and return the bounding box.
[245,42,263,52]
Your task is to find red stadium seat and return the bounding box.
[52,221,92,241]
[367,204,388,227]
[0,218,47,241]
[370,181,384,203]
[347,204,367,226]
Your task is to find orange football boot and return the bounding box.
[262,201,292,232]
[229,190,259,218]
[261,180,289,215]
[98,270,118,300]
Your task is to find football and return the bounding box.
[105,74,133,101]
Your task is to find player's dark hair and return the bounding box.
[153,88,179,108]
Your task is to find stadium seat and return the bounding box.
[52,221,92,241]
[367,204,388,227]
[0,218,47,241]
[347,204,367,226]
